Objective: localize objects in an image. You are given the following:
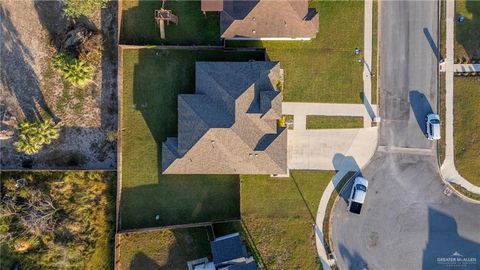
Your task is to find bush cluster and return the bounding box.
[0,172,115,270]
[63,0,109,18]
[14,120,59,155]
[52,53,94,87]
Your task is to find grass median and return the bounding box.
[306,116,364,129]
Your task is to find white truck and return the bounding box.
[347,177,369,214]
[425,113,441,140]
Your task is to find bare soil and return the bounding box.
[0,0,117,169]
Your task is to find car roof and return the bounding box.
[354,176,368,187]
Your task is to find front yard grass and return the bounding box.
[225,0,364,103]
[455,0,480,60]
[453,77,480,186]
[240,170,335,270]
[306,116,364,129]
[117,227,211,270]
[120,48,265,229]
[120,0,220,45]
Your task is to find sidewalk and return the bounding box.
[440,0,480,194]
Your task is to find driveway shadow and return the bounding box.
[409,90,433,135]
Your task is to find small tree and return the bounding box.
[14,120,59,155]
[63,0,109,18]
[53,53,93,87]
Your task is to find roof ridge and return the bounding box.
[231,117,283,171]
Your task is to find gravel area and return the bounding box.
[0,0,117,169]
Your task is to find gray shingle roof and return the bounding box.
[219,0,319,39]
[211,233,247,265]
[162,61,287,175]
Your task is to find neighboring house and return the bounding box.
[201,0,319,40]
[189,233,258,270]
[162,61,287,175]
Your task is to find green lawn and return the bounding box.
[455,0,480,60]
[120,0,220,45]
[454,77,480,186]
[226,1,364,103]
[306,116,364,129]
[240,171,335,270]
[120,48,265,229]
[118,227,211,270]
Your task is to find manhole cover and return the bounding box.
[367,232,379,247]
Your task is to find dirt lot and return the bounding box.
[0,0,117,169]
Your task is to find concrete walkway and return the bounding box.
[453,63,480,72]
[440,0,480,194]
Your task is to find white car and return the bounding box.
[425,113,441,140]
[347,177,369,214]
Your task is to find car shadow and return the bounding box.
[332,153,361,204]
[409,90,433,135]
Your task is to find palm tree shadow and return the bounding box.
[0,5,57,122]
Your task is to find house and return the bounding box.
[189,233,258,270]
[162,61,287,175]
[201,0,319,40]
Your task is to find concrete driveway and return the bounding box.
[283,102,378,170]
[330,1,480,269]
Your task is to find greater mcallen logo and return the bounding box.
[437,251,477,267]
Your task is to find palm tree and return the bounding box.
[14,120,59,155]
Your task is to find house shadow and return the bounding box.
[0,5,56,122]
[422,208,480,269]
[409,90,433,135]
[130,252,161,270]
[455,1,480,60]
[338,243,369,270]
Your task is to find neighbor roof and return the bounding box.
[219,0,319,39]
[201,0,223,12]
[211,233,248,265]
[162,61,287,175]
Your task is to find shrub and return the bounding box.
[14,120,59,155]
[278,116,286,128]
[63,0,109,18]
[53,53,93,87]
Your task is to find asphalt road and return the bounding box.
[330,1,480,269]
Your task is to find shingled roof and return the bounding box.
[219,0,319,39]
[162,61,287,175]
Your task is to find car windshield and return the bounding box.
[356,184,367,192]
[431,119,440,124]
